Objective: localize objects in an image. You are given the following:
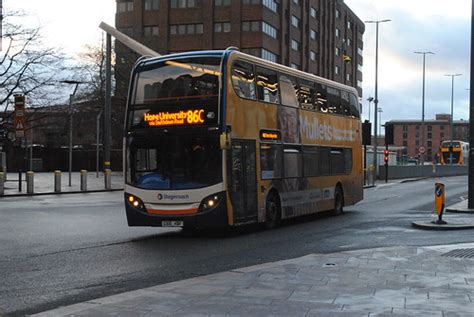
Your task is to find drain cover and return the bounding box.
[442,248,474,258]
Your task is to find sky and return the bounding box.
[4,0,473,128]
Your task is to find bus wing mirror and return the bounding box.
[220,132,231,150]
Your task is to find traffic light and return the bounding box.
[384,149,390,163]
[385,123,394,145]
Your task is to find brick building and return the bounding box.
[386,114,470,162]
[114,0,365,98]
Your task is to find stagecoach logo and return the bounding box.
[157,193,190,201]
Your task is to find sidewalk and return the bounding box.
[35,243,474,316]
[1,171,123,196]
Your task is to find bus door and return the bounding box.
[229,140,258,223]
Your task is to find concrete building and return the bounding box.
[386,114,470,162]
[114,0,365,98]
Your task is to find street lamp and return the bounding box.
[367,96,374,126]
[365,19,391,176]
[61,80,84,186]
[414,51,434,165]
[444,73,462,166]
[378,107,383,136]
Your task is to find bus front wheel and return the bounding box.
[264,193,281,229]
[334,185,344,214]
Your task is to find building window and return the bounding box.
[428,125,432,131]
[346,73,350,81]
[262,22,277,38]
[335,65,339,75]
[346,38,351,46]
[428,132,432,139]
[335,47,340,56]
[441,132,445,138]
[310,7,317,18]
[336,9,340,18]
[335,28,340,38]
[242,21,260,32]
[291,39,300,51]
[310,29,316,40]
[170,23,203,35]
[310,51,316,61]
[214,0,231,6]
[144,0,160,10]
[292,0,299,5]
[416,140,419,145]
[143,26,159,36]
[291,15,300,28]
[214,22,231,33]
[403,141,407,147]
[117,1,134,12]
[290,63,299,69]
[262,0,278,13]
[428,141,432,147]
[262,48,277,62]
[170,0,199,9]
[347,21,352,29]
[403,133,408,139]
[441,125,445,130]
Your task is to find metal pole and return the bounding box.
[444,74,462,166]
[374,22,379,177]
[365,19,390,179]
[68,93,73,186]
[450,75,454,167]
[469,0,474,209]
[415,51,434,164]
[104,33,112,171]
[96,110,102,178]
[422,54,426,164]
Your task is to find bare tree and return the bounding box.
[0,10,66,114]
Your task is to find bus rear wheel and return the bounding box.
[264,193,281,229]
[334,185,344,214]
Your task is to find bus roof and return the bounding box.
[134,49,360,97]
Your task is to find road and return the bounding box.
[0,176,470,315]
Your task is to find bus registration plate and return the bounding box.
[162,220,184,227]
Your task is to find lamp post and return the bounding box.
[367,96,374,128]
[378,107,383,136]
[365,19,391,177]
[444,73,462,166]
[61,80,84,186]
[414,51,434,165]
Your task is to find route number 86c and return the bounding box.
[187,109,204,124]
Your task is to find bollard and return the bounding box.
[26,171,34,194]
[104,169,112,190]
[19,171,22,192]
[0,172,4,196]
[80,170,88,191]
[54,170,62,193]
[432,182,447,225]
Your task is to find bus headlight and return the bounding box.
[199,192,224,212]
[126,193,145,211]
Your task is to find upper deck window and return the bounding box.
[232,61,257,100]
[256,67,279,104]
[134,57,221,105]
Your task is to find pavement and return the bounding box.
[7,175,474,316]
[0,171,124,196]
[33,243,474,316]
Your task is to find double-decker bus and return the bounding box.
[440,140,469,165]
[124,48,363,229]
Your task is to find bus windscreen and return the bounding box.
[128,56,222,130]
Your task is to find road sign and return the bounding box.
[419,146,426,154]
[14,94,26,138]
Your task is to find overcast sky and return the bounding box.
[5,0,473,127]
